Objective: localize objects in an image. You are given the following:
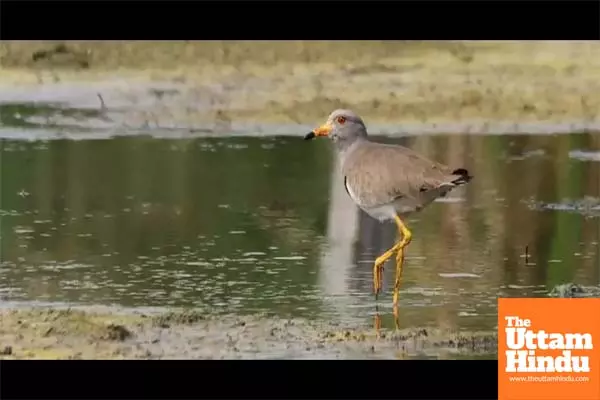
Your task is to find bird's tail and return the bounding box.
[450,168,473,185]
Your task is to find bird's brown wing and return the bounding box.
[342,141,463,209]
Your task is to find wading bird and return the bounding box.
[305,109,473,317]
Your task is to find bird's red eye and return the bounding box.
[336,116,346,124]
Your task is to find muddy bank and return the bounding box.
[0,308,497,359]
[1,283,597,359]
[1,41,600,136]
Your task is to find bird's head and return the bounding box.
[304,109,368,145]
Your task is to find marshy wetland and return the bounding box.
[0,41,598,359]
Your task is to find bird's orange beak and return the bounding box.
[304,122,332,140]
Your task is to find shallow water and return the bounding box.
[0,128,598,336]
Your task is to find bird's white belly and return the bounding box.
[344,178,360,204]
[345,179,398,221]
[362,204,398,221]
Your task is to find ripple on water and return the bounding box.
[438,273,482,279]
[272,256,307,261]
[569,150,600,162]
[525,196,600,218]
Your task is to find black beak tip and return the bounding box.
[304,132,315,140]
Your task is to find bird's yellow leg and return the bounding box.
[393,303,400,331]
[374,305,382,338]
[373,246,397,297]
[392,215,412,310]
[392,248,405,308]
[372,215,412,299]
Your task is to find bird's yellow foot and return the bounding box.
[372,259,385,297]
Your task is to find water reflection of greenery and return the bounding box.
[0,132,598,325]
[0,137,333,315]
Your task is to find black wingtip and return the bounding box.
[451,168,473,184]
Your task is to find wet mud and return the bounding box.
[2,282,594,359]
[0,308,497,359]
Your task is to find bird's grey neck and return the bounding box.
[335,136,367,165]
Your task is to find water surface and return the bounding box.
[0,131,598,334]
